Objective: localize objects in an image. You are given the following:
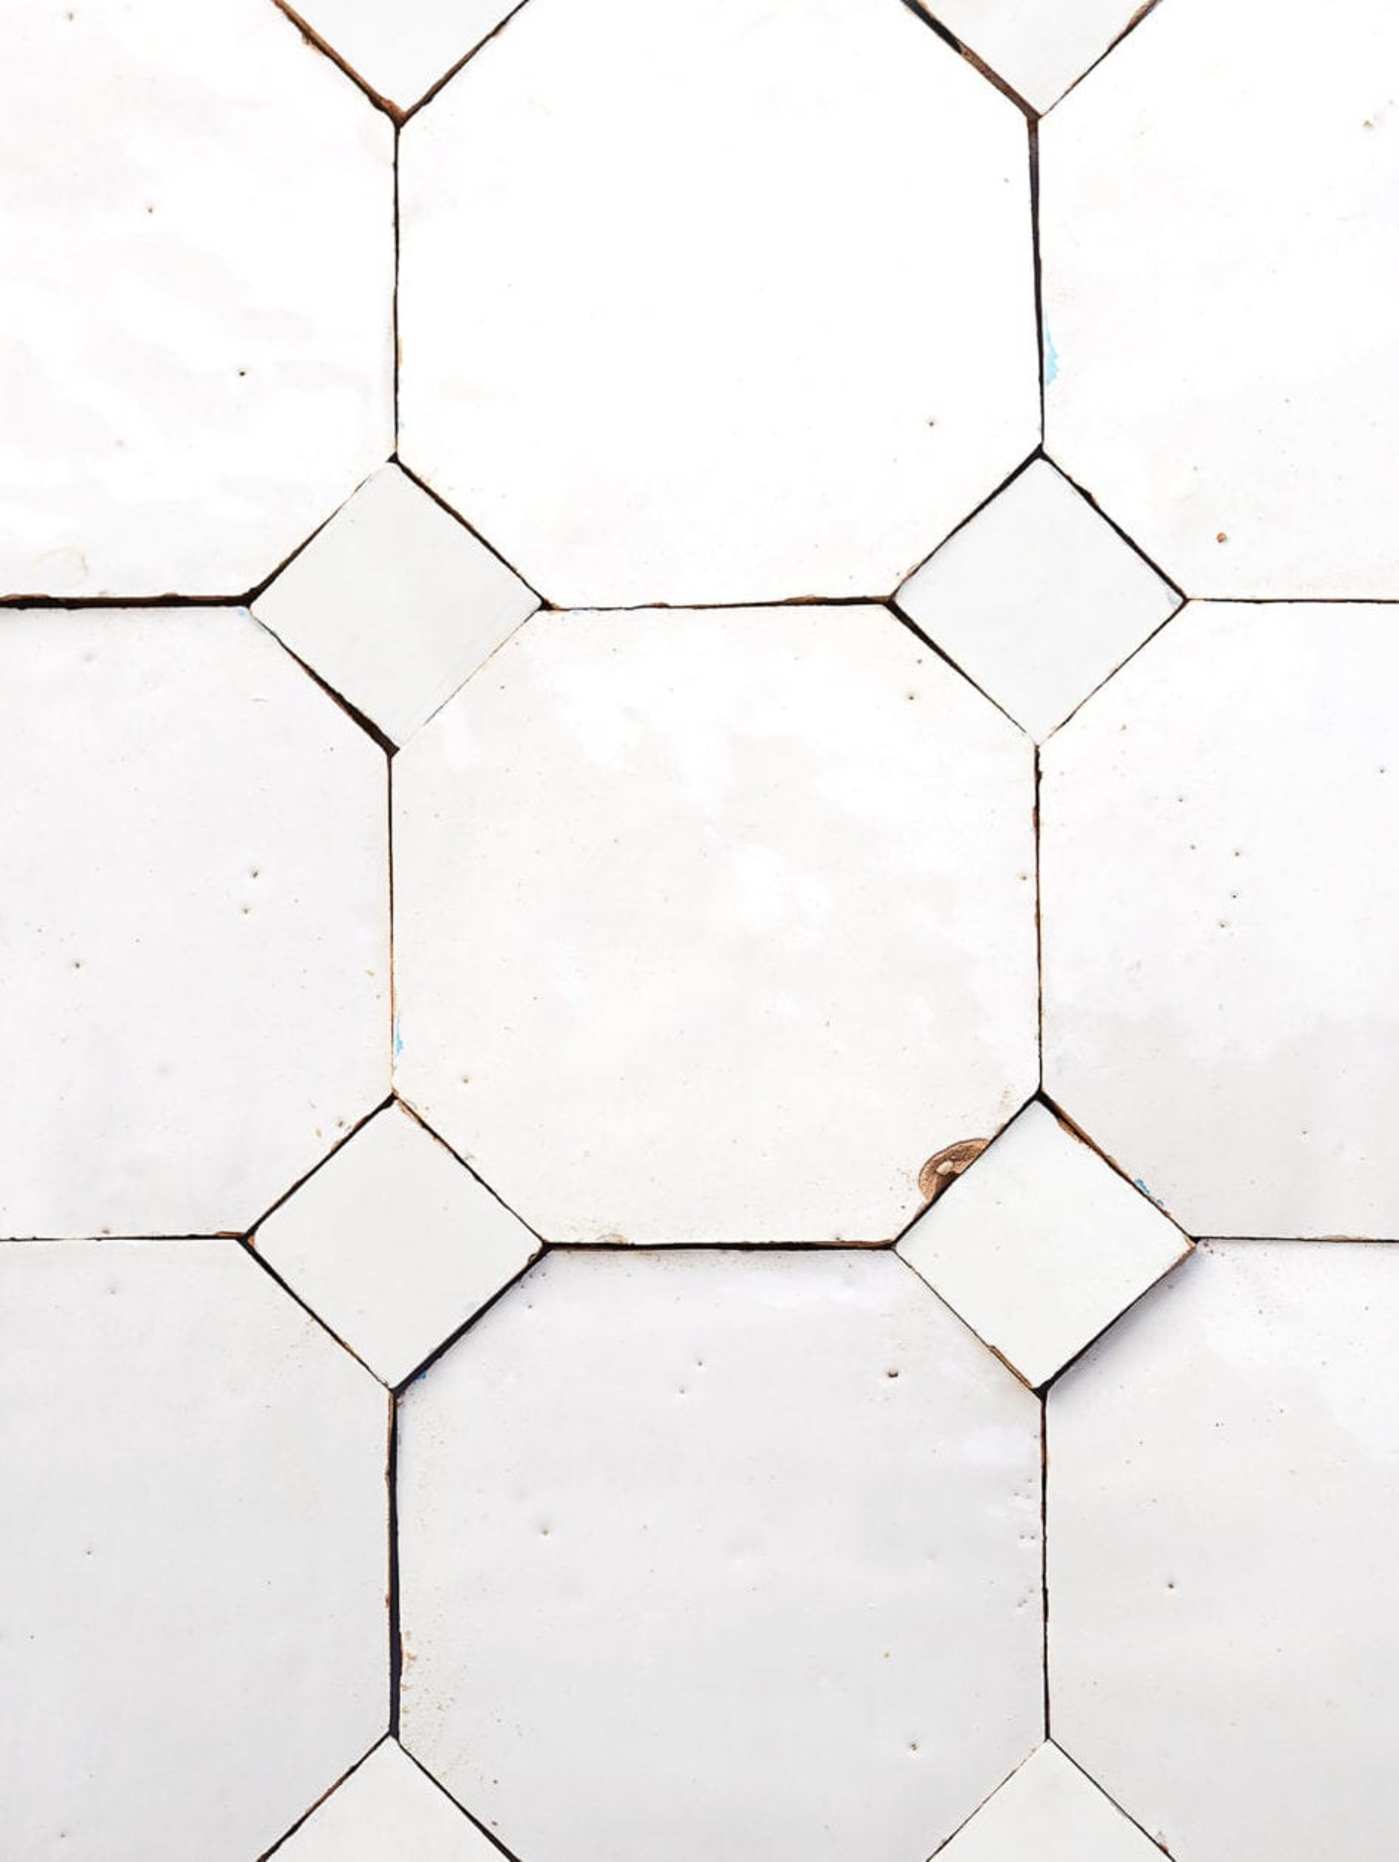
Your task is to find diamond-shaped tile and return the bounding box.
[915,1,1152,112]
[399,0,1037,604]
[938,1743,1163,1860]
[1043,601,1399,1238]
[1042,0,1399,595]
[255,1103,539,1387]
[275,1741,499,1861]
[0,1239,387,1860]
[393,605,1037,1245]
[398,1250,1042,1862]
[253,465,538,748]
[1052,1240,1399,1862]
[283,0,524,112]
[0,609,388,1239]
[899,1102,1189,1388]
[1,0,392,597]
[896,462,1178,740]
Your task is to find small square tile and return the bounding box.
[254,464,538,747]
[276,1741,499,1860]
[254,1103,539,1386]
[939,1743,1163,1860]
[896,461,1178,740]
[899,1101,1190,1388]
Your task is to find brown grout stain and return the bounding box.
[917,1138,989,1204]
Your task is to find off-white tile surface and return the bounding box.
[0,1239,387,1861]
[0,609,388,1238]
[1043,602,1399,1238]
[398,1249,1042,1862]
[0,0,393,597]
[393,607,1037,1244]
[938,1742,1163,1860]
[285,0,523,111]
[919,0,1149,110]
[255,1103,539,1386]
[1042,0,1399,596]
[253,465,538,747]
[399,0,1037,604]
[899,1103,1190,1388]
[275,1741,499,1861]
[897,462,1178,740]
[1051,1241,1399,1862]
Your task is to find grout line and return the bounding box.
[1037,1238,1195,1396]
[242,461,386,607]
[885,597,1031,739]
[1041,0,1166,118]
[243,1095,395,1234]
[255,1736,392,1860]
[1046,460,1185,600]
[892,0,1033,116]
[393,1244,545,1390]
[1028,117,1044,445]
[927,1744,1041,1854]
[890,448,1040,593]
[270,0,401,119]
[398,1744,531,1861]
[1040,1397,1050,1737]
[392,121,402,449]
[1054,1740,1178,1857]
[399,0,537,123]
[388,1394,403,1732]
[1033,743,1044,1089]
[390,458,546,603]
[887,1089,1037,1248]
[253,612,398,753]
[1034,1089,1195,1245]
[237,1233,387,1386]
[392,1098,548,1248]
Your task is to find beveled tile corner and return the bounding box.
[1042,602,1399,1239]
[1050,1240,1399,1862]
[0,1239,388,1861]
[252,464,538,749]
[913,0,1157,111]
[277,0,527,113]
[254,1102,540,1387]
[271,1740,500,1861]
[936,1742,1163,1860]
[0,609,388,1239]
[398,1249,1042,1862]
[399,0,1037,604]
[1,0,393,597]
[896,460,1179,741]
[392,606,1037,1245]
[899,1101,1190,1389]
[1041,0,1399,595]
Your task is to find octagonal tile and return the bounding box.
[253,465,538,749]
[899,1102,1190,1390]
[914,1,1152,112]
[1042,602,1399,1238]
[1050,1239,1399,1862]
[273,1741,500,1861]
[398,0,1037,605]
[398,1249,1043,1862]
[1041,0,1399,596]
[0,1238,387,1861]
[283,0,525,113]
[937,1742,1163,1861]
[254,1103,540,1387]
[392,606,1037,1245]
[895,460,1179,741]
[0,0,393,597]
[0,609,388,1238]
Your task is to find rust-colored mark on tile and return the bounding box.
[917,1139,989,1205]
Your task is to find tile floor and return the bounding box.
[2,2,1393,1858]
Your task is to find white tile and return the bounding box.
[0,1238,387,1861]
[916,0,1148,110]
[398,1249,1042,1862]
[393,607,1037,1244]
[938,1743,1163,1860]
[0,0,392,597]
[255,1103,539,1387]
[1042,0,1399,596]
[0,609,388,1238]
[1051,1240,1399,1862]
[276,1741,499,1861]
[254,465,538,748]
[899,1103,1190,1388]
[1043,602,1399,1238]
[286,0,523,111]
[897,462,1178,740]
[399,0,1037,604]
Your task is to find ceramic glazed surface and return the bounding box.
[3,2,1392,1857]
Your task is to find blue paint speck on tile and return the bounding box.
[393,1015,404,1058]
[1042,325,1059,388]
